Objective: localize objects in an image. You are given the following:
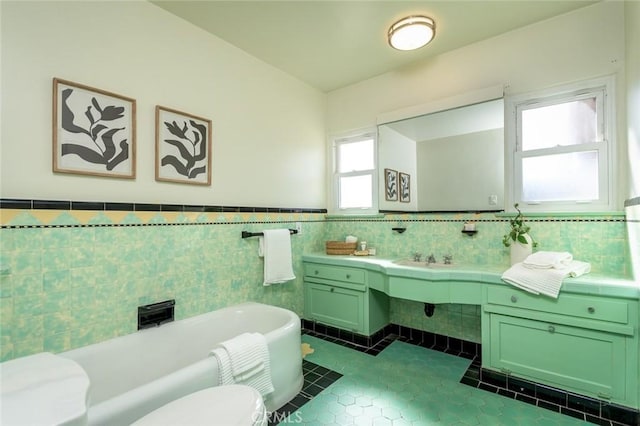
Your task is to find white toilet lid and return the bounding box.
[132,385,267,426]
[0,352,90,426]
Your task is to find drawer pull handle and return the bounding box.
[346,274,351,279]
[510,295,518,303]
[330,287,335,292]
[314,270,319,275]
[548,325,555,333]
[588,307,595,314]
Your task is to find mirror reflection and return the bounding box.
[378,98,504,212]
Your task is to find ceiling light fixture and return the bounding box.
[388,15,436,51]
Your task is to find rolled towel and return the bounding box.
[523,251,573,269]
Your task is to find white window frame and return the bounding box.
[329,130,378,215]
[505,75,616,212]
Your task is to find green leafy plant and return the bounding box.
[502,203,537,247]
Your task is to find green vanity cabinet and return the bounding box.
[303,262,389,336]
[483,285,639,408]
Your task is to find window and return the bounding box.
[332,132,378,214]
[506,76,615,212]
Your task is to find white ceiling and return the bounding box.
[150,0,597,93]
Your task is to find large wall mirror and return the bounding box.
[378,97,505,212]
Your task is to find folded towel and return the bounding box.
[209,333,274,397]
[502,260,591,299]
[220,332,266,377]
[210,348,234,386]
[259,229,296,286]
[523,251,573,269]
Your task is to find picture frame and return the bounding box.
[53,78,136,178]
[384,168,398,201]
[400,172,411,203]
[155,106,212,186]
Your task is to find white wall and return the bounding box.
[0,1,326,208]
[378,126,417,210]
[327,1,627,207]
[626,1,640,200]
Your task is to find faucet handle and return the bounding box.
[427,254,436,264]
[413,252,422,262]
[443,254,453,264]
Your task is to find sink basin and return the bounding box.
[393,259,455,268]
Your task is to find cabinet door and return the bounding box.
[489,314,627,401]
[305,283,364,333]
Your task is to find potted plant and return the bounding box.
[502,203,537,264]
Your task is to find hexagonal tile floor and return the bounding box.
[278,335,587,425]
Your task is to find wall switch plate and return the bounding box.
[489,195,498,205]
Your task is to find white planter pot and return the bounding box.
[510,234,533,265]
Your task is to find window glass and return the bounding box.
[521,97,598,151]
[522,151,599,202]
[339,175,373,209]
[507,76,614,212]
[337,139,374,173]
[332,132,377,214]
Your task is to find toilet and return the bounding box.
[0,352,90,426]
[132,385,268,426]
[1,353,267,426]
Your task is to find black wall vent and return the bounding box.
[138,299,175,330]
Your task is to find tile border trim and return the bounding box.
[0,198,327,214]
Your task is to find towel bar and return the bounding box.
[241,229,298,239]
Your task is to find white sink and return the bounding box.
[393,259,455,268]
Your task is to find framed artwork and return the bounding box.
[384,168,398,201]
[156,106,212,186]
[400,172,410,203]
[53,78,136,178]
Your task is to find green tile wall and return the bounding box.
[0,210,630,360]
[0,213,325,361]
[324,212,630,343]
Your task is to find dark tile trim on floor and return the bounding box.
[302,320,639,426]
[461,363,639,426]
[268,360,342,426]
[301,319,480,359]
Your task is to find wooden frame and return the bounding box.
[400,172,410,203]
[155,106,212,186]
[53,78,136,178]
[384,168,398,201]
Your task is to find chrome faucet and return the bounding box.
[443,254,453,265]
[426,254,436,264]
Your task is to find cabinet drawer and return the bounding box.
[305,283,364,333]
[489,314,626,401]
[487,286,628,324]
[304,263,366,286]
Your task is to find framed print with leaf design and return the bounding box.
[384,168,398,201]
[400,172,410,203]
[53,78,136,178]
[156,106,212,186]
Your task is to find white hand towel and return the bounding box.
[219,332,266,377]
[259,229,296,286]
[502,260,591,299]
[210,347,234,386]
[210,332,274,397]
[523,251,573,269]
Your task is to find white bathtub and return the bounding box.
[60,302,303,426]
